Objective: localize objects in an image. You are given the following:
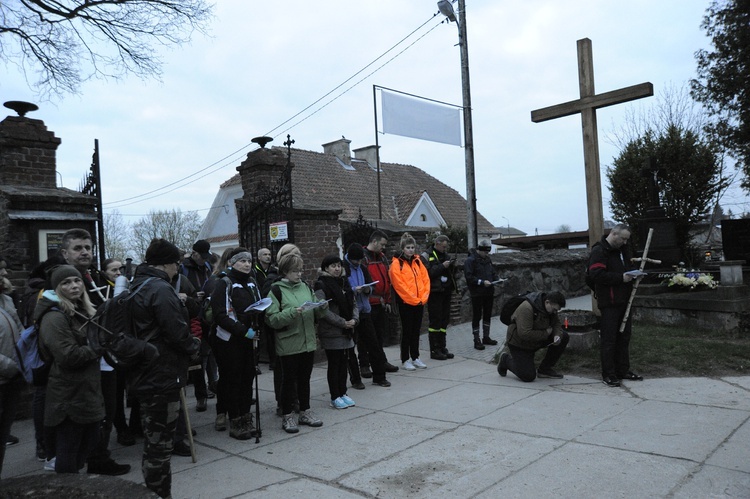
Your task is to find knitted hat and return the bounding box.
[145,238,182,266]
[347,243,365,261]
[477,240,492,251]
[50,265,82,290]
[228,247,253,266]
[192,239,211,259]
[321,254,342,270]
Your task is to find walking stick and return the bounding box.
[180,379,197,463]
[619,228,659,333]
[252,337,262,443]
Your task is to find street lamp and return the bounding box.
[438,0,478,250]
[501,216,510,235]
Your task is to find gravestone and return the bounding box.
[721,219,750,262]
[636,157,680,267]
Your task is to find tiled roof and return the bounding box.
[223,146,498,233]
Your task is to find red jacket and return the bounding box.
[363,246,392,306]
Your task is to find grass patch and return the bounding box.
[539,324,750,379]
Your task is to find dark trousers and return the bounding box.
[471,294,494,330]
[213,335,256,419]
[599,304,632,378]
[428,292,452,332]
[88,369,115,466]
[325,349,349,400]
[138,394,179,499]
[188,339,213,401]
[113,370,129,434]
[358,304,389,368]
[0,378,22,477]
[278,351,314,415]
[33,386,47,454]
[506,332,570,382]
[357,313,387,381]
[55,418,100,474]
[398,303,424,362]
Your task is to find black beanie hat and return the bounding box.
[321,254,342,270]
[347,243,365,261]
[145,238,181,266]
[50,265,82,290]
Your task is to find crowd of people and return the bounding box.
[0,225,644,496]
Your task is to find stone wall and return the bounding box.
[450,249,590,324]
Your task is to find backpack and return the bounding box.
[14,307,58,386]
[85,277,160,371]
[200,276,231,327]
[500,292,534,326]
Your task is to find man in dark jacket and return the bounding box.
[129,238,200,498]
[422,235,457,360]
[588,224,643,387]
[463,240,499,350]
[497,291,569,382]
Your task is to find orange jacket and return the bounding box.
[389,254,430,306]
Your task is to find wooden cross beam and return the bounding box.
[531,38,653,247]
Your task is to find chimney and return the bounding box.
[322,137,351,164]
[0,102,60,188]
[353,145,379,169]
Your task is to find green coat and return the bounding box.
[36,293,104,427]
[265,279,327,357]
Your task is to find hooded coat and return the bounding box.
[505,292,563,351]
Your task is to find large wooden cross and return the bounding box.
[531,38,653,247]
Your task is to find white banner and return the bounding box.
[381,90,462,146]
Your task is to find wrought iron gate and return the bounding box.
[237,136,295,258]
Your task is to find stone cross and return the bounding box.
[531,38,653,247]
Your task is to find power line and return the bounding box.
[103,12,443,208]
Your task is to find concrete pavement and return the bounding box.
[3,294,749,497]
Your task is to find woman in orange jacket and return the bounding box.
[389,233,430,370]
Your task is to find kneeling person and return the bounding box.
[498,291,568,382]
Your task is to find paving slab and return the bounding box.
[339,425,562,498]
[672,464,750,498]
[240,478,364,498]
[475,441,696,499]
[576,399,748,462]
[473,390,641,440]
[705,415,750,473]
[626,377,750,410]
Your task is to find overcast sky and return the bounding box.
[2,0,744,236]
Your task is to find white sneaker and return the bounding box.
[402,360,416,371]
[44,457,56,471]
[412,358,427,369]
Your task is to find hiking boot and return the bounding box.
[172,440,192,456]
[617,371,644,381]
[229,416,251,440]
[196,398,207,412]
[215,413,227,431]
[242,413,257,437]
[341,394,356,407]
[116,428,136,446]
[402,360,416,371]
[298,409,323,427]
[282,413,299,433]
[351,381,366,390]
[441,347,454,359]
[473,337,485,350]
[373,378,392,387]
[537,367,563,379]
[5,434,18,446]
[360,366,373,378]
[330,397,348,409]
[412,358,427,369]
[87,459,131,476]
[482,336,498,346]
[602,376,621,387]
[497,351,509,377]
[430,349,448,360]
[384,362,400,373]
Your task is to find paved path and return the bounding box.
[4,293,749,497]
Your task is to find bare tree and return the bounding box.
[0,0,213,97]
[103,210,131,261]
[554,224,572,233]
[131,209,202,261]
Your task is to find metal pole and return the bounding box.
[457,0,478,249]
[92,139,106,267]
[373,85,382,220]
